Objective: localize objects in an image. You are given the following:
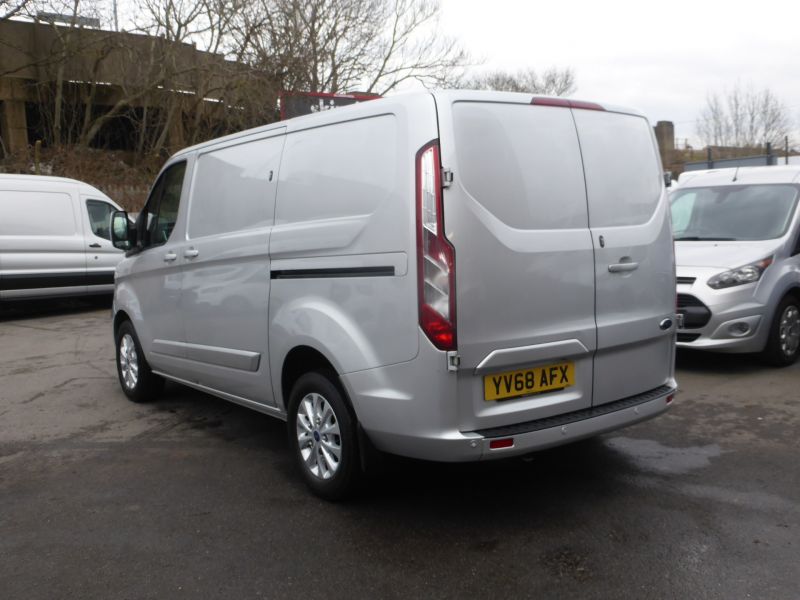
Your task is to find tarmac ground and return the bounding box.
[1,298,798,599]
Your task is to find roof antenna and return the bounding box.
[732,166,739,182]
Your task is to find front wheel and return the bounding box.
[115,321,164,402]
[287,371,361,500]
[762,296,800,367]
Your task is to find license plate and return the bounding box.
[484,361,575,401]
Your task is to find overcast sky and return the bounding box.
[439,0,800,146]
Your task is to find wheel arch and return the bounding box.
[280,345,346,413]
[113,309,132,337]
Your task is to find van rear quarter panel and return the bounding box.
[268,94,439,405]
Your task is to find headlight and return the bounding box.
[707,257,773,289]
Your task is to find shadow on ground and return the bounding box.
[675,347,772,375]
[0,296,112,321]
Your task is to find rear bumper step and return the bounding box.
[474,384,675,439]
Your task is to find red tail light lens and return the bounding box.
[416,140,456,351]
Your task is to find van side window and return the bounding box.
[137,161,187,249]
[189,134,284,238]
[85,200,116,240]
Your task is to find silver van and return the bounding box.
[110,91,678,498]
[672,166,800,365]
[0,174,124,300]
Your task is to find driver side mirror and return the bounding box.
[111,210,135,251]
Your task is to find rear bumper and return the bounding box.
[352,381,675,463]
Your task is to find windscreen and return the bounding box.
[671,184,799,241]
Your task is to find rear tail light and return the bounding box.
[416,140,456,351]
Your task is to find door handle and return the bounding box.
[89,243,101,248]
[164,252,177,262]
[608,262,639,273]
[184,248,200,259]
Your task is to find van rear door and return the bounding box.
[436,94,596,432]
[572,109,675,405]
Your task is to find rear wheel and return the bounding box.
[115,321,164,402]
[762,296,800,367]
[287,371,360,500]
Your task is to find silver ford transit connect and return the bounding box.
[672,166,800,364]
[0,174,124,300]
[110,91,678,499]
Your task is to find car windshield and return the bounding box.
[671,184,799,241]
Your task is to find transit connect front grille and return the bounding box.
[677,294,711,329]
[473,385,674,439]
[676,276,696,285]
[677,333,701,343]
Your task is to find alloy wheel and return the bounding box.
[119,333,139,390]
[778,305,800,358]
[296,392,342,480]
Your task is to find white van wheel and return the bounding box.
[288,372,360,500]
[763,296,800,367]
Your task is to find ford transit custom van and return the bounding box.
[110,91,678,499]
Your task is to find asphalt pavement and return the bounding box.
[1,299,798,599]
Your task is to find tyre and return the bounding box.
[115,320,164,402]
[762,295,800,367]
[287,371,361,500]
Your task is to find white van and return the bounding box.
[110,91,678,499]
[0,174,124,300]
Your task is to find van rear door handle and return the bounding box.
[164,252,177,262]
[184,249,200,259]
[608,262,639,273]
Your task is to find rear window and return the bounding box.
[671,184,799,241]
[452,102,588,229]
[572,110,662,227]
[0,190,76,236]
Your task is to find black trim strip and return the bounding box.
[0,271,115,291]
[271,266,395,280]
[473,384,675,439]
[85,272,116,286]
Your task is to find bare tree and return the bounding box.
[463,67,576,96]
[236,0,469,94]
[1,0,31,20]
[697,84,792,148]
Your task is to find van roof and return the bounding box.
[676,166,800,189]
[171,90,645,159]
[0,173,114,201]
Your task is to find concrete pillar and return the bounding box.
[653,121,675,168]
[166,106,185,152]
[0,99,29,155]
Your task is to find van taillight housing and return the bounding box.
[416,140,456,351]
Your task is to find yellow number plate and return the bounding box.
[484,361,575,401]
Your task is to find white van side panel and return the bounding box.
[0,183,88,299]
[269,96,438,398]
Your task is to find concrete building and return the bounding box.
[0,19,273,155]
